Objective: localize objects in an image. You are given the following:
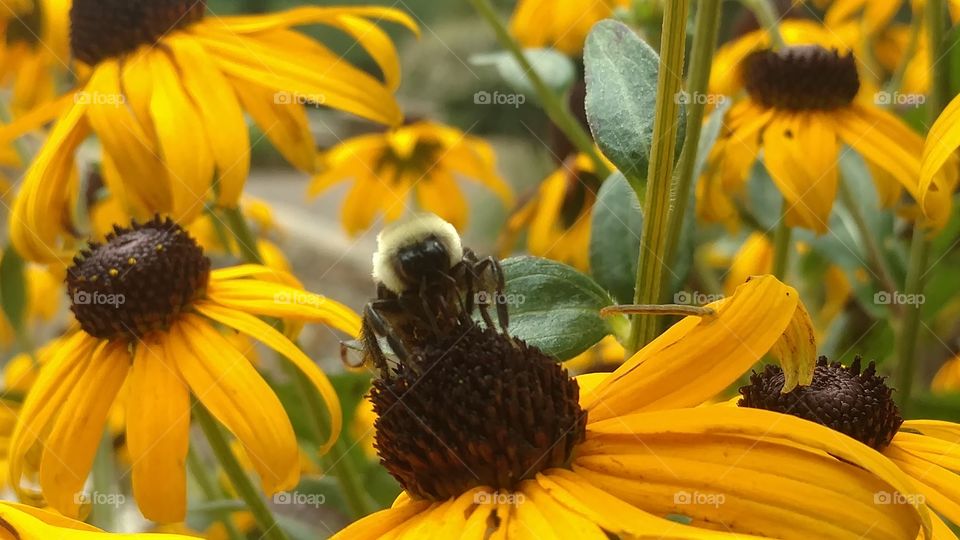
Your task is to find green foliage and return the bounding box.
[590,172,643,304]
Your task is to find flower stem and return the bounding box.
[219,206,372,518]
[194,403,290,540]
[187,446,244,540]
[468,0,611,178]
[665,0,722,271]
[885,4,923,95]
[625,0,690,354]
[897,0,948,408]
[771,206,792,279]
[741,0,785,49]
[89,434,116,531]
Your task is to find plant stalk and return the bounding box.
[625,0,690,354]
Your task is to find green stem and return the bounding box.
[187,447,244,540]
[741,0,785,49]
[194,403,290,540]
[897,0,948,407]
[665,0,722,270]
[625,0,690,354]
[469,0,611,178]
[771,209,792,279]
[220,206,372,518]
[837,178,899,309]
[89,434,116,531]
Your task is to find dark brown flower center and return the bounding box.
[70,0,206,65]
[67,216,210,340]
[742,45,860,111]
[738,356,903,450]
[370,325,587,500]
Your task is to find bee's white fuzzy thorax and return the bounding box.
[372,214,463,293]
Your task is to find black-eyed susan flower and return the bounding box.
[309,120,513,235]
[0,0,70,116]
[704,28,954,233]
[500,154,602,271]
[740,356,960,535]
[509,0,629,55]
[5,0,418,264]
[0,501,200,538]
[334,276,930,539]
[9,216,361,523]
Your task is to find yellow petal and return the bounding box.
[127,334,190,523]
[40,340,129,517]
[194,300,343,455]
[584,275,812,420]
[172,316,298,494]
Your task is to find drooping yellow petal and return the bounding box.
[40,340,129,517]
[762,113,838,234]
[167,35,250,209]
[8,333,95,502]
[232,79,315,173]
[9,94,89,264]
[215,6,419,37]
[0,501,198,538]
[416,168,469,232]
[204,278,362,336]
[584,275,812,420]
[147,50,215,224]
[194,300,344,455]
[127,334,190,523]
[172,316,298,494]
[586,406,930,539]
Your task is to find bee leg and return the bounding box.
[463,262,496,330]
[365,301,410,372]
[473,256,510,331]
[436,272,470,326]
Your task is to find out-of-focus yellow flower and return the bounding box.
[510,0,630,55]
[723,233,774,297]
[352,395,377,460]
[818,264,852,329]
[500,154,605,271]
[4,3,418,264]
[563,335,625,374]
[0,0,70,116]
[0,262,62,349]
[932,354,960,393]
[703,24,954,233]
[0,501,200,538]
[309,120,512,236]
